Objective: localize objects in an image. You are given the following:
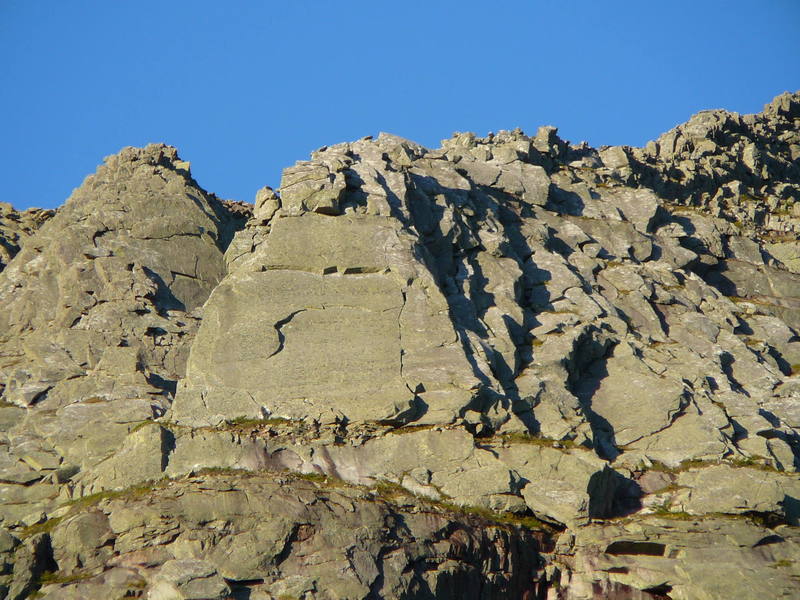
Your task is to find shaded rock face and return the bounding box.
[1,94,800,600]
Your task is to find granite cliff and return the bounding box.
[1,92,799,599]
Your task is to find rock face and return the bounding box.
[0,145,241,519]
[1,95,800,599]
[23,473,549,600]
[0,203,53,273]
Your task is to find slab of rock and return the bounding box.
[675,464,800,522]
[554,516,800,600]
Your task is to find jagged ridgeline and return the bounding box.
[0,93,799,599]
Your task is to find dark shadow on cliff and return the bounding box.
[146,371,178,399]
[341,157,414,229]
[567,337,621,461]
[367,510,547,600]
[142,266,186,313]
[205,192,252,252]
[340,158,646,455]
[403,171,549,433]
[546,185,586,217]
[589,469,643,519]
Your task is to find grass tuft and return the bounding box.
[39,570,95,585]
[436,501,552,531]
[18,516,65,538]
[292,471,330,483]
[494,432,579,450]
[385,424,438,436]
[368,479,553,532]
[65,482,163,510]
[770,559,794,568]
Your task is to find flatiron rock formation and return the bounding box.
[1,93,799,599]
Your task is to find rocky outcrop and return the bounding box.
[0,144,243,524]
[171,104,800,473]
[0,203,53,273]
[11,472,549,600]
[1,94,800,599]
[554,516,800,599]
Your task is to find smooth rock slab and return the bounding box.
[172,269,414,425]
[172,210,483,426]
[675,464,800,523]
[150,559,230,600]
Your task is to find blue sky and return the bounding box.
[2,1,799,210]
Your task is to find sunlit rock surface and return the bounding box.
[1,93,800,599]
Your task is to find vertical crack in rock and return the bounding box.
[397,290,407,381]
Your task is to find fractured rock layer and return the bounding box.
[0,203,53,274]
[14,473,548,600]
[1,93,800,599]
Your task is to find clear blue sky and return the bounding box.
[2,1,799,210]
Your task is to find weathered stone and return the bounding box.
[151,559,230,600]
[574,342,690,448]
[279,160,348,215]
[599,146,630,169]
[675,465,800,522]
[50,511,114,572]
[500,444,616,526]
[0,202,53,273]
[556,517,800,600]
[3,92,800,600]
[24,473,547,599]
